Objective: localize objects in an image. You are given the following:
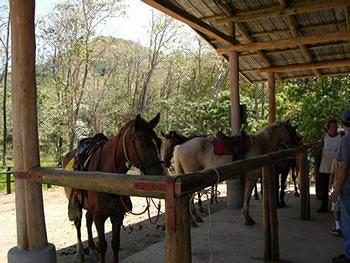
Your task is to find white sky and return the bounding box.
[36,0,168,46]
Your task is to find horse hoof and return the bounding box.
[195,217,204,223]
[75,254,84,263]
[191,221,199,228]
[244,218,256,226]
[294,192,300,197]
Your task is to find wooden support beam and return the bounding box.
[235,23,283,82]
[255,68,350,82]
[216,0,349,24]
[141,0,233,46]
[262,164,279,261]
[268,72,276,124]
[345,6,350,31]
[278,0,322,78]
[165,195,191,263]
[298,151,311,220]
[218,31,350,53]
[262,58,350,72]
[239,41,350,59]
[10,0,48,250]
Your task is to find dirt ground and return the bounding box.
[0,184,226,262]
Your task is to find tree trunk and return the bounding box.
[2,14,10,168]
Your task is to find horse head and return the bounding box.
[161,130,188,168]
[272,120,302,149]
[121,113,164,175]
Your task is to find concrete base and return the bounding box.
[226,179,244,209]
[8,243,56,263]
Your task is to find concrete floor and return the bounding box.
[123,192,344,263]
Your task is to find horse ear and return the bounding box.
[149,113,160,129]
[161,131,168,138]
[286,119,291,125]
[134,114,143,131]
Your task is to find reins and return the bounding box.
[112,122,162,223]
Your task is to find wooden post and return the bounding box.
[262,164,279,261]
[298,151,311,220]
[6,167,11,194]
[165,195,191,263]
[268,72,276,124]
[227,22,244,209]
[10,0,48,250]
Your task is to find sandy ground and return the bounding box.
[0,184,227,262]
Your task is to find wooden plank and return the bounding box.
[6,167,11,194]
[262,165,271,260]
[262,58,350,72]
[229,24,241,135]
[268,72,276,124]
[239,41,350,59]
[298,151,311,220]
[217,31,350,53]
[165,195,191,263]
[216,0,350,23]
[10,0,48,250]
[31,167,170,199]
[278,0,322,78]
[141,0,233,46]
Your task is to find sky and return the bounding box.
[36,0,159,46]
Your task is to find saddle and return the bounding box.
[66,133,109,221]
[213,130,251,161]
[74,133,108,171]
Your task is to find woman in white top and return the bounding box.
[318,119,341,212]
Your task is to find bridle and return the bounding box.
[121,126,163,173]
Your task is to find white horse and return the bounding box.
[172,120,301,225]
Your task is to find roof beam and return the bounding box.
[260,58,350,73]
[235,23,283,81]
[239,41,350,58]
[278,0,322,78]
[141,0,233,45]
[217,31,350,53]
[216,0,350,24]
[256,69,350,83]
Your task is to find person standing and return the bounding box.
[318,119,341,212]
[331,110,350,263]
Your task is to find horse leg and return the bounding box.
[198,192,204,213]
[189,197,199,227]
[192,195,203,223]
[253,183,259,200]
[280,170,287,208]
[210,185,214,204]
[292,166,300,197]
[215,184,218,203]
[110,214,124,263]
[242,172,258,226]
[75,215,84,263]
[86,211,98,260]
[94,215,108,263]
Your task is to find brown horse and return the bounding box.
[63,114,164,263]
[171,120,301,225]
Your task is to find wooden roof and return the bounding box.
[142,0,350,83]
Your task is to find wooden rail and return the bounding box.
[28,145,310,263]
[0,167,13,194]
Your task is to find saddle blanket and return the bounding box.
[213,138,232,155]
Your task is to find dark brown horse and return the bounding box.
[63,114,164,263]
